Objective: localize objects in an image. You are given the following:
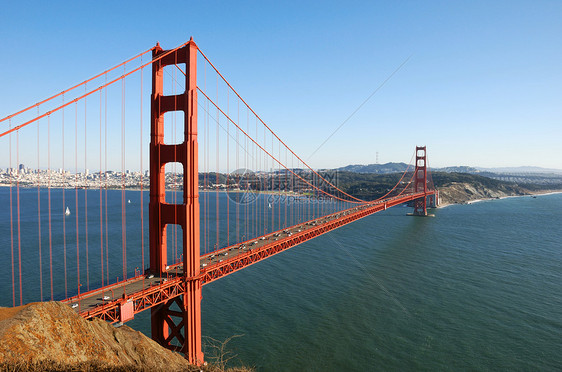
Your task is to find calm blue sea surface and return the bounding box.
[1,189,561,371]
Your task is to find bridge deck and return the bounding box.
[63,191,435,323]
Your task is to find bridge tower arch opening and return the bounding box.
[149,38,203,365]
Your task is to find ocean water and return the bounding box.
[1,189,561,371]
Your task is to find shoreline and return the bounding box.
[437,189,562,208]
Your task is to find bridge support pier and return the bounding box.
[150,282,202,362]
[149,38,204,365]
[413,146,428,216]
[428,190,439,208]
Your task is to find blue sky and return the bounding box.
[1,0,561,169]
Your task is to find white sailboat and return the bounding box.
[65,207,70,216]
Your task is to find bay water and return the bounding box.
[1,189,561,371]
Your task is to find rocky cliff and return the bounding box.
[0,302,194,371]
[437,181,529,206]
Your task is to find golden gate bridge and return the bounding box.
[0,37,437,365]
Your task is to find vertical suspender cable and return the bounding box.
[235,100,239,244]
[226,89,230,247]
[302,162,315,222]
[104,74,109,285]
[62,96,67,298]
[37,107,43,301]
[315,173,317,219]
[313,164,316,220]
[278,141,281,231]
[244,109,248,239]
[203,61,207,254]
[291,155,293,227]
[205,92,209,253]
[140,58,145,272]
[215,112,219,250]
[9,119,15,306]
[75,102,80,300]
[48,115,53,300]
[121,68,127,280]
[255,111,257,236]
[207,92,210,253]
[17,128,22,305]
[84,86,89,292]
[202,64,207,254]
[262,123,266,236]
[216,77,219,251]
[244,109,247,239]
[283,148,290,228]
[270,133,274,233]
[99,89,104,288]
[254,115,257,238]
[299,160,303,225]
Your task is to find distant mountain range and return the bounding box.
[335,163,562,175]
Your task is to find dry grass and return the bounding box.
[0,360,253,372]
[0,334,254,372]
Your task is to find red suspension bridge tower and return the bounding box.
[149,38,203,364]
[413,146,428,216]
